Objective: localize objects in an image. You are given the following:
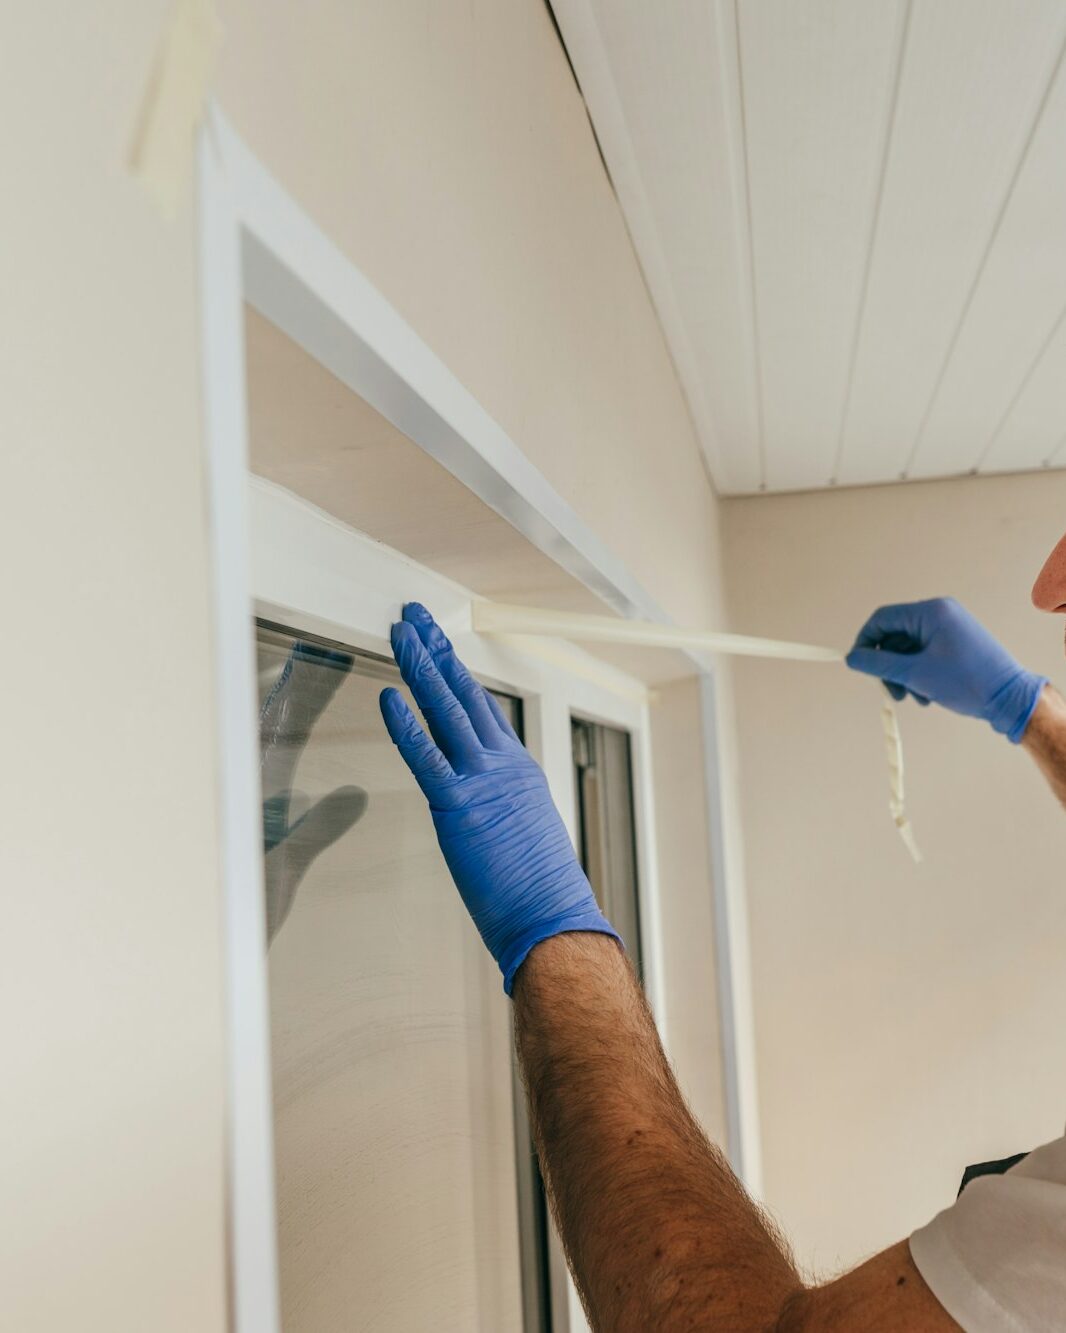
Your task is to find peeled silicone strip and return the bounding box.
[473,601,920,863]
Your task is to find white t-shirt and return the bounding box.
[910,1131,1066,1331]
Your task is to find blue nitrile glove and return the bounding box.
[846,597,1047,743]
[379,602,621,993]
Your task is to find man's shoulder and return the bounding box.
[1006,1127,1066,1183]
[910,1128,1066,1332]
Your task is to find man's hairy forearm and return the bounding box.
[512,933,960,1332]
[512,932,800,1330]
[1021,683,1066,809]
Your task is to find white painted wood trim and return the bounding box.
[247,476,648,729]
[198,105,760,1331]
[226,102,761,1183]
[215,111,663,624]
[699,672,763,1195]
[196,124,281,1333]
[247,497,648,1333]
[631,701,668,1051]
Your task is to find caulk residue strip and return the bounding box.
[129,0,223,216]
[473,600,920,860]
[881,700,922,863]
[472,601,843,662]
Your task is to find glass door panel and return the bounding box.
[256,622,523,1332]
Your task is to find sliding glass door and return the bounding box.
[256,622,524,1332]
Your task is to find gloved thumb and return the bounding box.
[845,646,910,682]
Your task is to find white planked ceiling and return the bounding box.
[551,0,1066,495]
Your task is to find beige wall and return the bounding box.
[215,0,732,1150]
[649,678,729,1144]
[5,3,728,1329]
[215,0,725,633]
[721,472,1066,1276]
[2,6,228,1332]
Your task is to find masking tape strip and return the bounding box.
[473,600,919,861]
[129,0,223,217]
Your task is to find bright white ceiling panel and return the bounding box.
[910,56,1066,478]
[553,0,762,492]
[836,0,1066,487]
[980,312,1066,474]
[738,0,905,491]
[552,0,1066,495]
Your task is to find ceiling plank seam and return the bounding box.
[900,22,1066,480]
[1044,428,1066,468]
[829,0,913,488]
[551,0,737,493]
[542,0,617,192]
[972,294,1066,472]
[732,0,767,491]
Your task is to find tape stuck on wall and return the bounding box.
[473,600,921,862]
[129,0,223,217]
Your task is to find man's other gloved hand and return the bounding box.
[846,597,1047,743]
[379,602,621,994]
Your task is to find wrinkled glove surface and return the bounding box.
[379,602,620,993]
[846,597,1046,743]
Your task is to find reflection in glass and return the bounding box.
[256,622,523,1332]
[259,640,368,943]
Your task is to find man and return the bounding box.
[376,524,1066,1331]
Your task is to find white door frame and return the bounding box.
[196,106,759,1333]
[249,478,651,1333]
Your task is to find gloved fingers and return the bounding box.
[482,687,522,744]
[879,629,924,655]
[380,686,457,794]
[886,682,930,705]
[390,621,483,765]
[402,603,503,748]
[851,601,927,652]
[845,645,912,683]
